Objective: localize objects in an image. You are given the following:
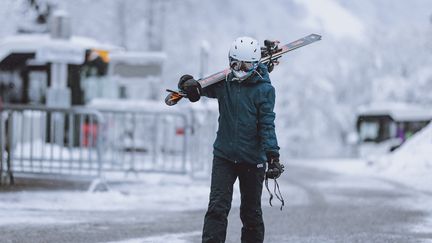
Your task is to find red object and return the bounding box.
[176,127,185,136]
[83,123,98,146]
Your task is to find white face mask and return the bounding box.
[232,69,254,81]
[229,58,259,81]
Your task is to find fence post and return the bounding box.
[6,112,14,185]
[0,112,4,185]
[181,114,188,175]
[96,114,104,178]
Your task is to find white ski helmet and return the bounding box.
[229,36,261,62]
[228,36,261,80]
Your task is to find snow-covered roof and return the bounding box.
[109,52,166,65]
[0,34,123,64]
[357,102,432,122]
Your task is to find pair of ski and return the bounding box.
[165,33,321,106]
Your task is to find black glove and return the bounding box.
[266,152,284,179]
[178,74,201,102]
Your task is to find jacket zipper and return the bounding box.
[234,82,241,163]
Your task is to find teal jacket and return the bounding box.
[202,63,280,165]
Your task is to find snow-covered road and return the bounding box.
[0,160,431,243]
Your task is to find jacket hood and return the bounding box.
[250,63,271,83]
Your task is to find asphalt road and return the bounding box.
[1,163,431,243]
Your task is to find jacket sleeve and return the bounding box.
[200,82,219,99]
[257,85,280,156]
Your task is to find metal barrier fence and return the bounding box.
[187,107,218,179]
[0,104,216,184]
[0,104,104,184]
[96,109,189,174]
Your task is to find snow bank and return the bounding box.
[374,123,432,191]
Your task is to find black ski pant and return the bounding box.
[202,156,265,243]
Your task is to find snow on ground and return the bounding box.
[0,210,79,226]
[105,231,201,243]
[0,173,210,227]
[0,174,304,210]
[293,157,431,194]
[0,174,210,214]
[0,170,307,228]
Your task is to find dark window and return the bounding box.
[357,115,393,143]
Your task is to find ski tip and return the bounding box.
[309,34,322,40]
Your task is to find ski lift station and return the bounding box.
[0,12,165,107]
[355,102,432,157]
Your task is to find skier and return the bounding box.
[178,36,284,243]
